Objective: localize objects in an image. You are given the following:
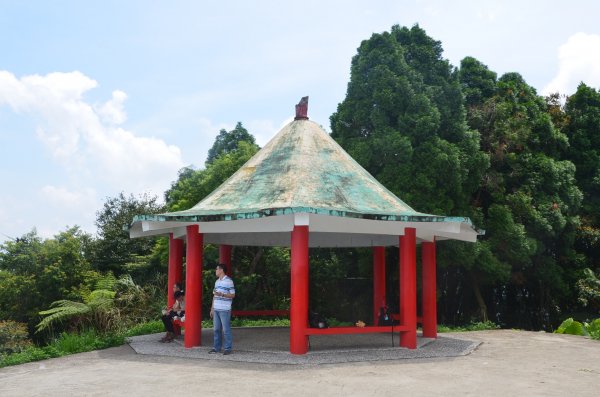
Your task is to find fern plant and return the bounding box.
[36,289,117,333]
[36,273,118,334]
[36,272,165,334]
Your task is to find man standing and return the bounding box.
[209,263,235,355]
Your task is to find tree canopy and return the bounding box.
[205,122,257,166]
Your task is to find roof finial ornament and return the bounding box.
[295,96,309,120]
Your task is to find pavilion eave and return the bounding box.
[129,211,482,246]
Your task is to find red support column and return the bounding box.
[399,227,417,349]
[422,240,437,338]
[290,225,309,354]
[372,246,386,325]
[219,244,232,275]
[169,234,184,336]
[168,234,184,307]
[184,225,203,348]
[174,237,183,287]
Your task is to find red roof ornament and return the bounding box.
[295,96,309,120]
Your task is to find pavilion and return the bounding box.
[129,97,481,354]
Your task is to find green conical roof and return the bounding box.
[169,119,428,220]
[130,116,481,246]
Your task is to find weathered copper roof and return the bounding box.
[167,119,429,220]
[130,117,481,246]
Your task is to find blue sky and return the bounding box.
[1,0,600,242]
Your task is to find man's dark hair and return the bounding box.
[216,263,228,274]
[174,291,184,299]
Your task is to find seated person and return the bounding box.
[160,290,185,342]
[161,282,183,316]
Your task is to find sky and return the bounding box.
[1,0,600,242]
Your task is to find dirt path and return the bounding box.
[1,330,598,396]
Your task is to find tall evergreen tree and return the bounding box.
[91,193,164,275]
[462,68,582,328]
[205,122,257,166]
[564,83,600,226]
[331,25,497,322]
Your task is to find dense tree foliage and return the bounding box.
[329,24,593,328]
[0,228,96,337]
[331,25,488,216]
[205,122,257,166]
[463,70,582,328]
[90,192,165,275]
[330,24,504,323]
[564,84,600,224]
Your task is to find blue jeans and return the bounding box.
[213,310,232,351]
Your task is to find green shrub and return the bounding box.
[0,320,32,355]
[555,317,600,339]
[53,330,99,354]
[56,329,124,353]
[555,318,587,336]
[0,345,62,368]
[231,317,291,327]
[326,318,353,327]
[437,321,499,333]
[0,329,127,368]
[586,319,600,340]
[466,321,500,331]
[124,320,164,337]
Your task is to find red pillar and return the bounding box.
[290,225,309,354]
[219,244,232,275]
[168,234,184,308]
[422,240,437,338]
[184,225,203,348]
[399,227,417,349]
[373,246,386,325]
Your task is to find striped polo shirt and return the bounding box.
[213,275,235,311]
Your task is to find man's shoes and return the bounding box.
[209,349,219,354]
[223,350,232,355]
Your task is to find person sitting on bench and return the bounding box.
[160,290,185,342]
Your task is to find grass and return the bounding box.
[0,329,125,368]
[123,320,164,337]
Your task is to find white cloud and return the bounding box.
[0,70,187,241]
[96,90,128,125]
[543,32,600,95]
[37,186,99,237]
[245,119,282,147]
[41,185,97,209]
[0,70,185,194]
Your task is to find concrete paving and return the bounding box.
[1,329,599,396]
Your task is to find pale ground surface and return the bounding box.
[0,329,598,397]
